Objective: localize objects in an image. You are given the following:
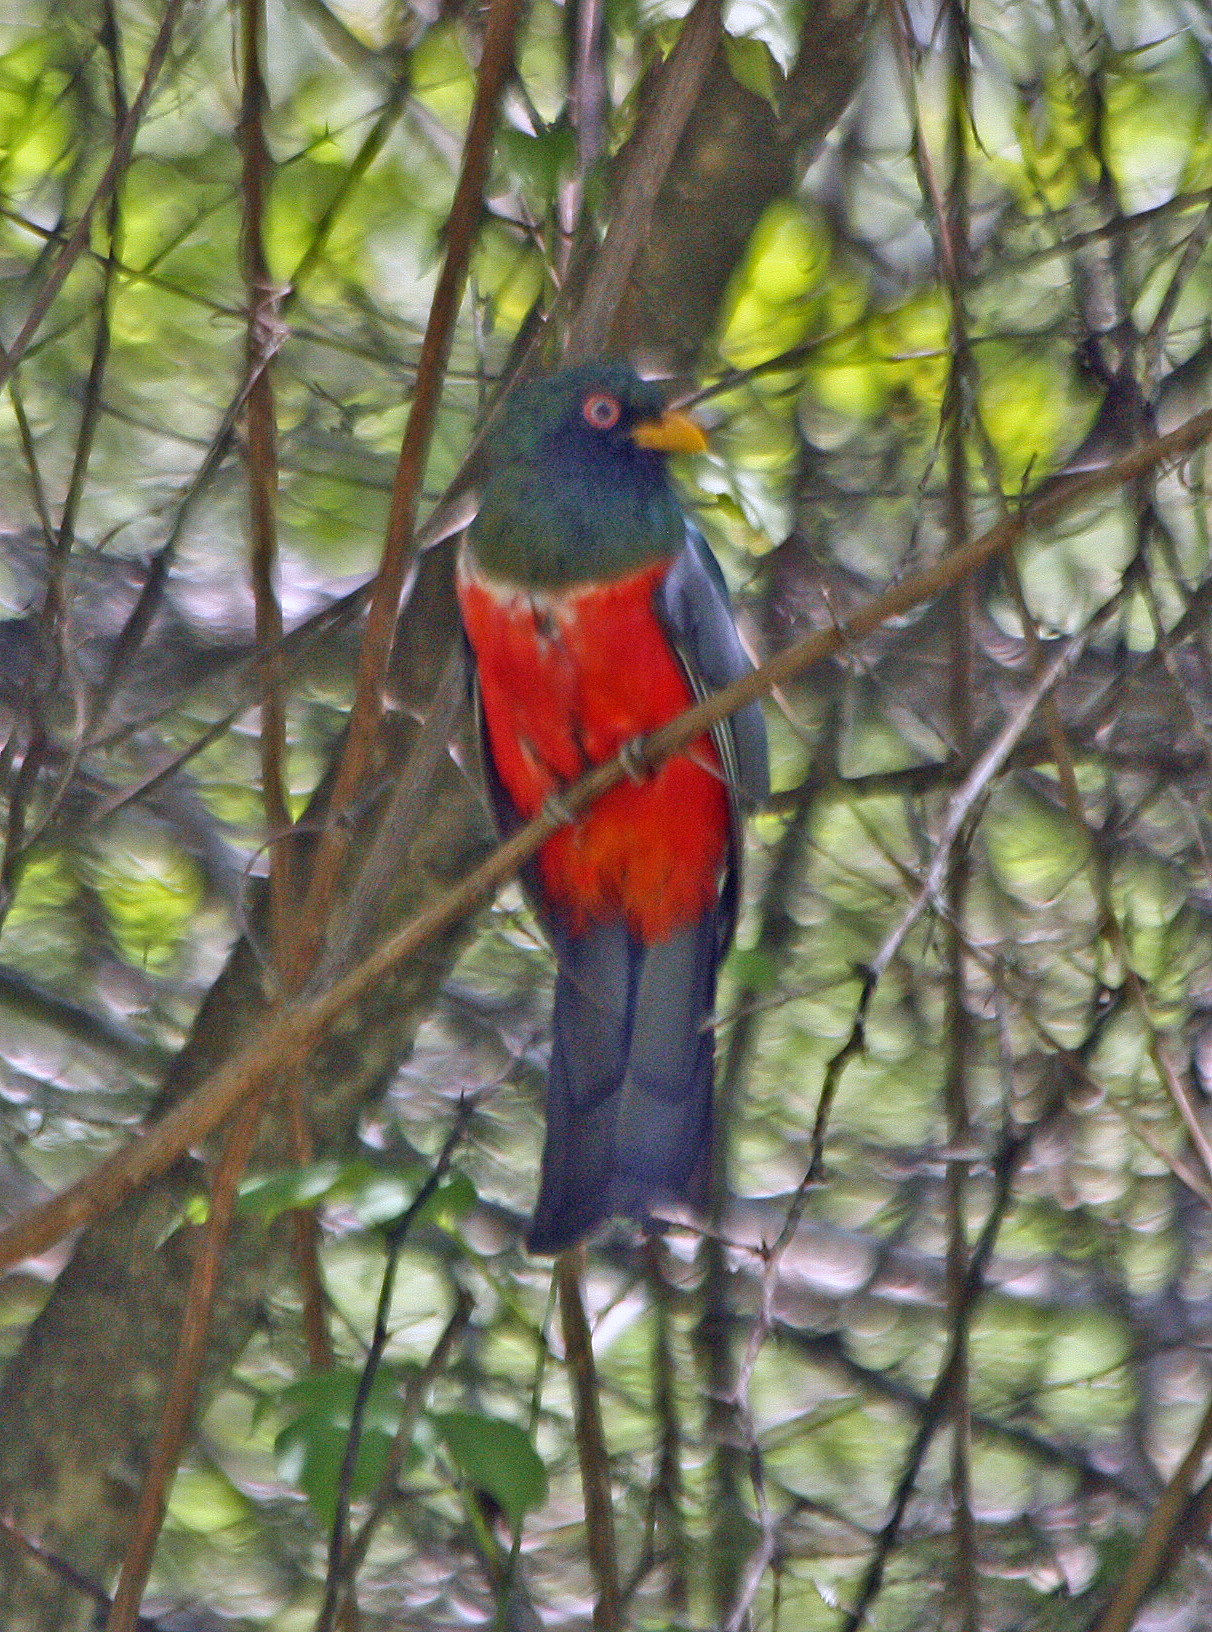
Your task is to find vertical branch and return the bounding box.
[239,0,295,963]
[103,1085,277,1632]
[696,759,825,1622]
[83,64,410,750]
[887,0,985,1615]
[645,1238,689,1615]
[101,9,322,1618]
[295,0,526,959]
[286,1088,334,1369]
[239,0,330,1372]
[838,1096,1056,1632]
[317,1105,471,1632]
[556,1249,621,1631]
[46,0,126,612]
[557,0,607,278]
[1,0,131,927]
[940,1,978,1625]
[343,1295,473,1579]
[695,1232,749,1622]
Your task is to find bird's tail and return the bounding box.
[525,913,719,1253]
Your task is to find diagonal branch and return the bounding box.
[1091,1386,1212,1632]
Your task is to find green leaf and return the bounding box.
[154,1191,210,1244]
[432,1411,548,1527]
[411,1169,478,1232]
[233,1159,475,1232]
[495,125,574,196]
[723,34,780,108]
[410,23,475,128]
[237,1160,346,1218]
[728,944,779,992]
[274,1366,410,1526]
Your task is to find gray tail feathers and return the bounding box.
[525,912,720,1253]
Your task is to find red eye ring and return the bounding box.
[582,391,622,430]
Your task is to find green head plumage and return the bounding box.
[467,363,705,588]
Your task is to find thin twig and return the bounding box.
[837,1091,1059,1632]
[644,1238,689,1615]
[16,60,419,854]
[807,591,1121,1178]
[0,0,187,394]
[1141,196,1212,395]
[7,374,55,545]
[313,644,468,985]
[44,0,125,621]
[342,1292,474,1578]
[240,0,295,963]
[938,2,979,1619]
[557,1248,621,1630]
[316,1103,473,1632]
[0,1517,160,1630]
[289,79,411,296]
[236,0,330,1363]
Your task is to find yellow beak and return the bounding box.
[630,408,708,455]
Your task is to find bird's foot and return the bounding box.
[542,789,576,826]
[618,735,649,784]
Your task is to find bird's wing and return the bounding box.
[656,525,769,807]
[655,525,770,950]
[465,635,520,837]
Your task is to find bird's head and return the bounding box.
[468,362,707,588]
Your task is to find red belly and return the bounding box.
[457,555,729,941]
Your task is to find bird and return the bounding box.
[456,361,769,1252]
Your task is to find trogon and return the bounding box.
[456,361,769,1252]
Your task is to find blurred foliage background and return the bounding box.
[3,0,1212,1628]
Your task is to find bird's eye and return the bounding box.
[582,391,622,430]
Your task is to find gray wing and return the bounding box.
[657,526,769,807]
[656,525,769,950]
